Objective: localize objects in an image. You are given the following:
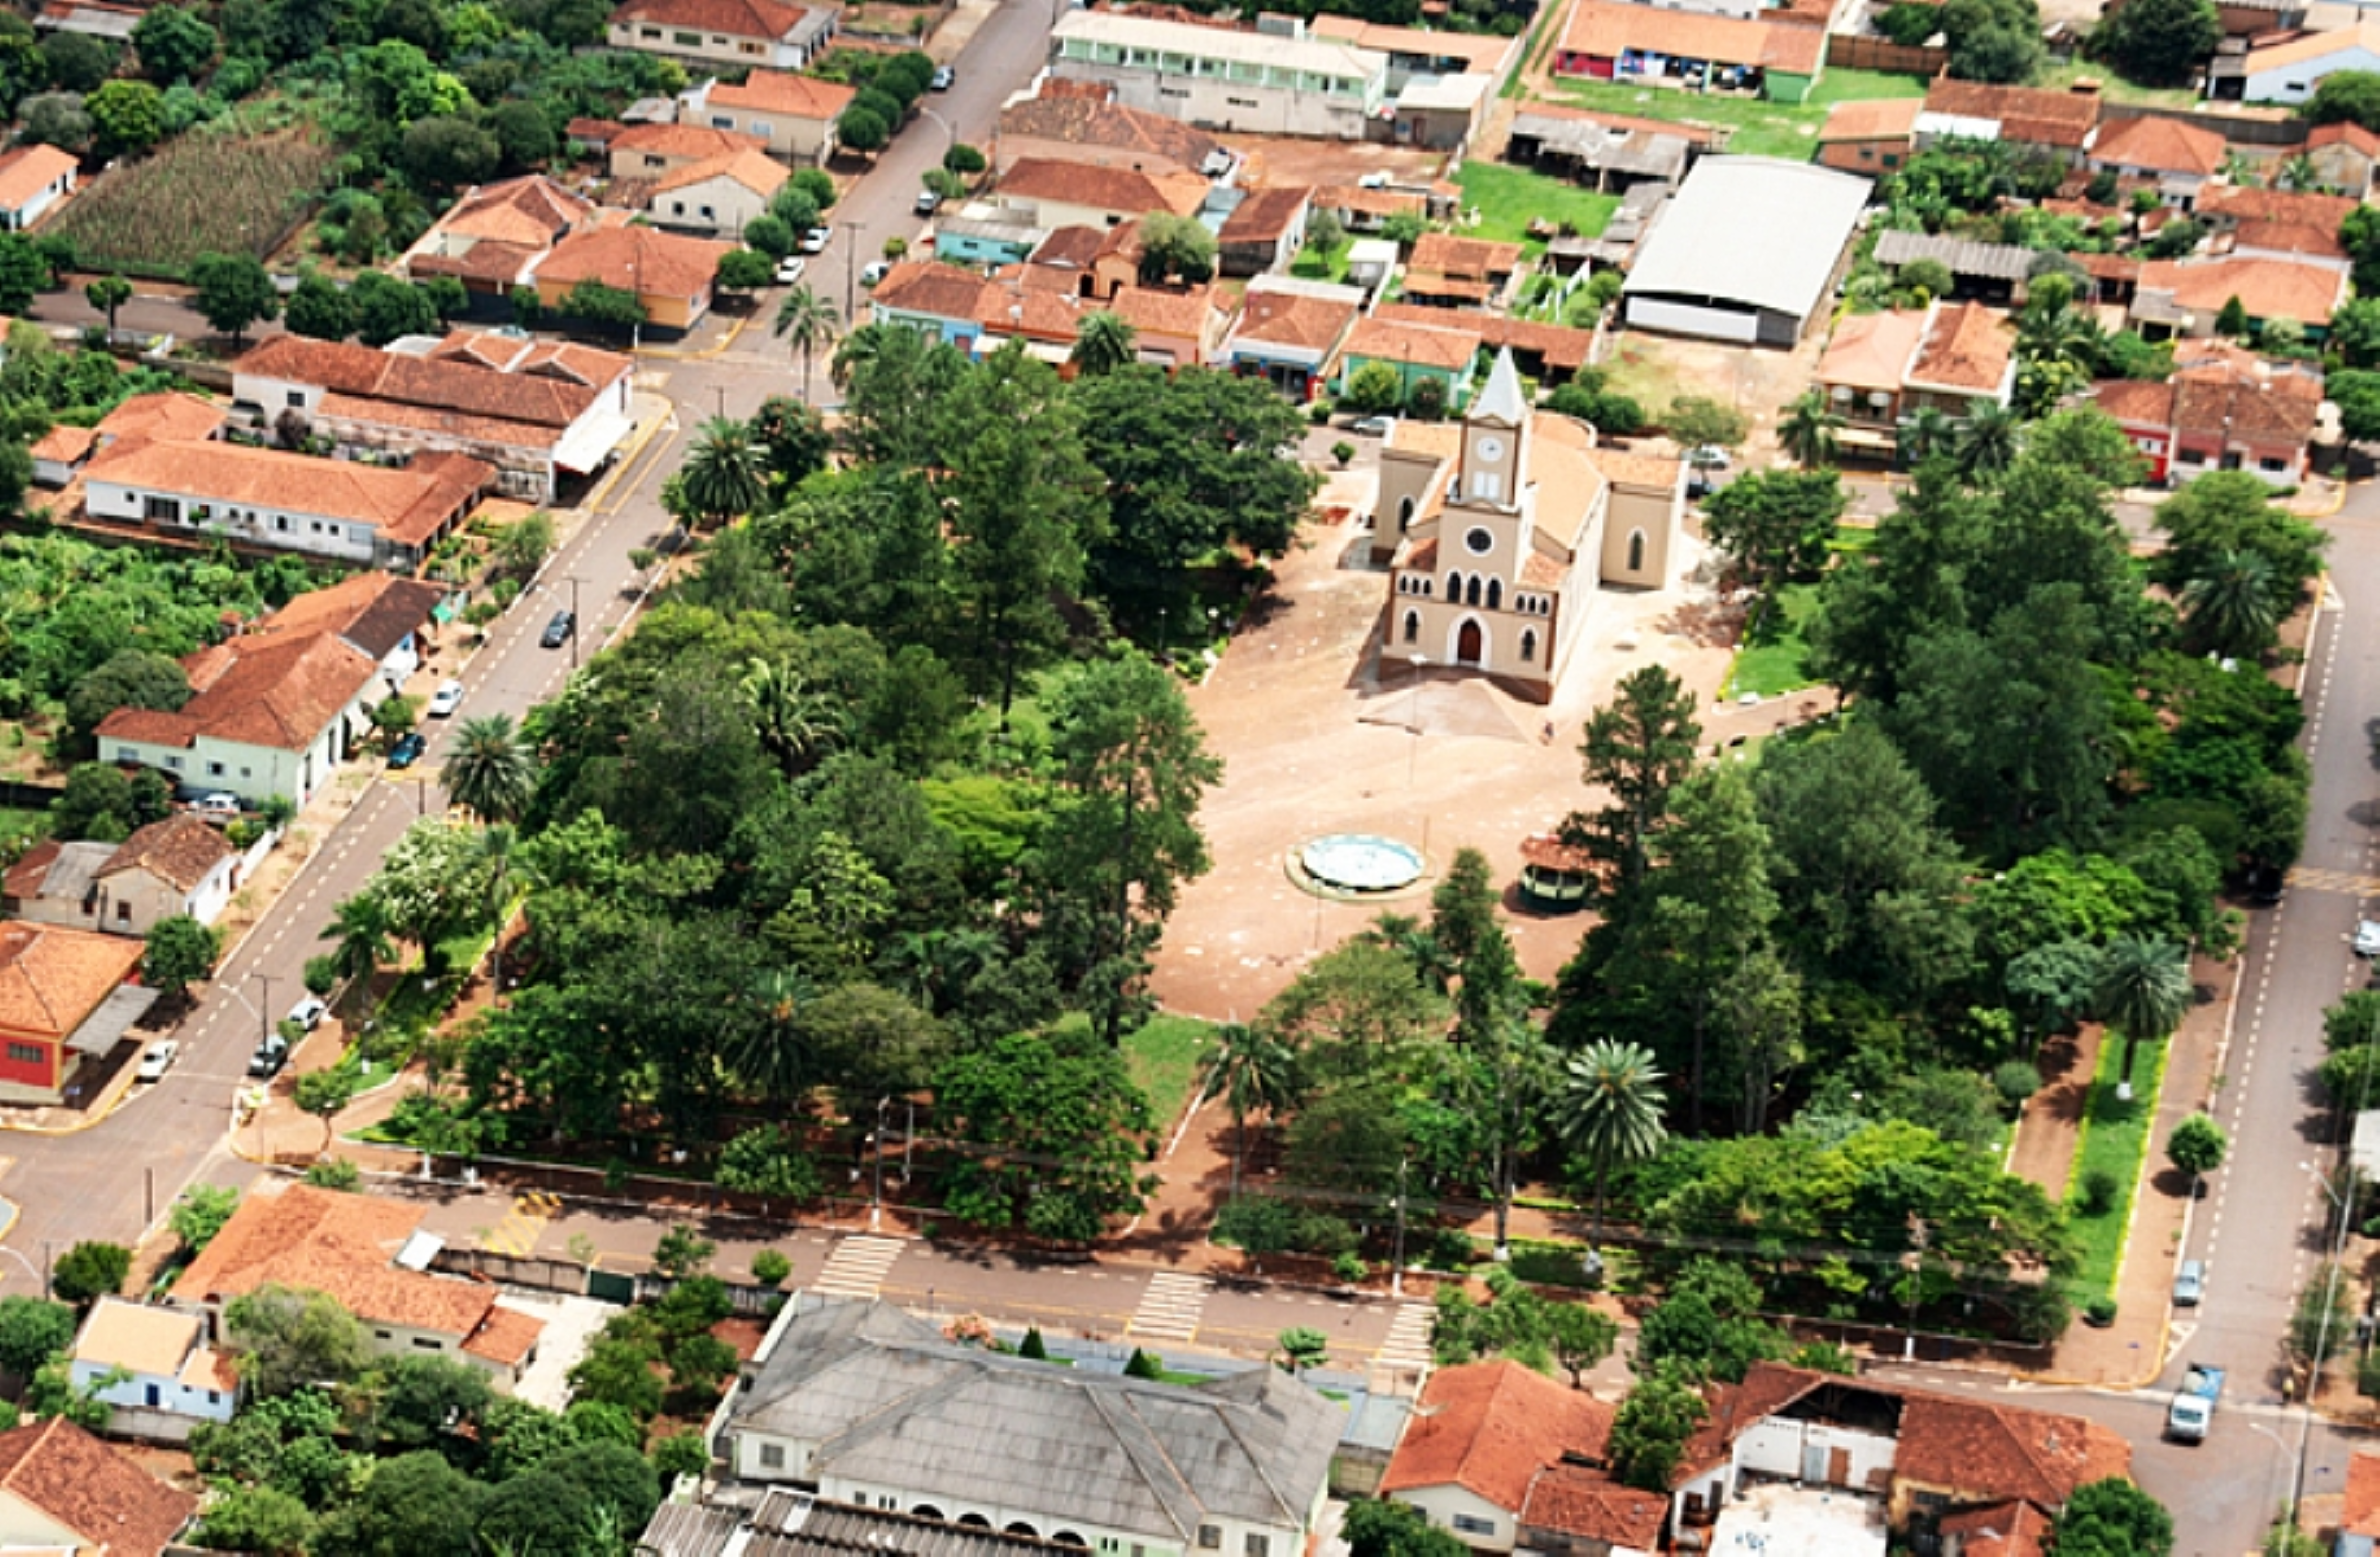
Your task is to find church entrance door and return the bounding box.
[1456,619,1483,666]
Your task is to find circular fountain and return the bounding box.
[1295,833,1427,898]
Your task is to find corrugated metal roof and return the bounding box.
[1621,157,1870,321]
[1872,228,2036,283]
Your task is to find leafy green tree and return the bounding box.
[311,1449,482,1557]
[1635,1260,1789,1384]
[1342,360,1405,416]
[716,1125,821,1206]
[194,1484,315,1556]
[295,1067,357,1153]
[1205,1022,1298,1196]
[1666,395,1749,456]
[283,272,356,341]
[934,1030,1154,1242]
[399,115,500,191]
[567,1334,664,1422]
[2167,1111,2227,1180]
[132,3,215,81]
[1954,398,2021,477]
[1344,1498,1471,1557]
[2053,1478,2175,1557]
[651,1224,715,1279]
[2150,471,2327,627]
[348,271,437,348]
[86,79,163,158]
[170,1184,240,1252]
[51,763,135,842]
[2095,934,2192,1098]
[441,714,535,823]
[143,913,221,1001]
[0,1296,74,1378]
[15,94,88,157]
[48,1240,130,1305]
[837,104,888,154]
[564,278,647,330]
[1554,1039,1666,1259]
[714,248,774,293]
[493,512,554,578]
[321,893,396,987]
[38,31,112,92]
[1548,1300,1620,1387]
[1607,1369,1708,1491]
[64,647,189,757]
[1702,468,1845,598]
[224,1283,372,1396]
[1138,212,1217,284]
[2179,548,2281,658]
[83,274,131,332]
[1560,664,1701,905]
[188,251,279,347]
[370,1354,492,1452]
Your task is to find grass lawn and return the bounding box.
[1454,161,1620,249]
[1538,79,1826,160]
[1291,242,1351,282]
[2063,1033,2171,1300]
[1722,583,1823,699]
[1119,1012,1219,1125]
[2034,60,2197,107]
[0,807,47,842]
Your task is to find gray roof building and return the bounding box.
[725,1303,1340,1555]
[1622,156,1871,347]
[1871,229,2036,287]
[641,1490,1076,1557]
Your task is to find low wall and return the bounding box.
[1824,34,1946,75]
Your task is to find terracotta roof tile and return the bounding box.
[533,223,733,299]
[2173,365,2322,444]
[0,923,141,1041]
[0,143,75,213]
[1819,95,1923,144]
[463,1305,546,1365]
[28,423,93,465]
[179,1344,240,1395]
[1559,0,1824,73]
[2229,217,2346,260]
[872,259,992,321]
[2137,255,2346,324]
[1001,90,1229,171]
[1907,300,2016,393]
[1939,1499,2053,1557]
[1676,1362,1832,1479]
[1345,313,1482,371]
[171,1182,502,1340]
[1411,230,1522,281]
[236,335,610,429]
[608,0,813,41]
[1230,287,1359,352]
[98,813,233,894]
[1380,1361,1616,1511]
[1520,1463,1665,1550]
[1219,185,1311,247]
[85,438,491,546]
[2,839,60,903]
[2091,115,2228,177]
[1818,307,1926,393]
[97,390,225,444]
[710,67,855,119]
[2345,1451,2380,1536]
[97,629,383,755]
[0,1417,194,1556]
[1031,224,1108,269]
[998,157,1210,218]
[1109,282,1219,340]
[240,569,445,660]
[1520,551,1573,588]
[2311,119,2380,158]
[429,175,593,249]
[73,1299,203,1381]
[1372,302,1595,371]
[612,121,769,165]
[1588,446,1683,488]
[651,144,790,199]
[1895,1390,2131,1507]
[1922,79,2100,148]
[1315,183,1427,219]
[2199,184,2357,231]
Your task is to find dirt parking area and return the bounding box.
[1599,327,1831,467]
[1149,463,1753,1023]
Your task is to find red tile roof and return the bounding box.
[1000,89,1229,171]
[0,1417,194,1556]
[99,813,233,894]
[28,422,93,465]
[1893,1390,2132,1508]
[2344,1451,2380,1537]
[1218,185,1311,246]
[872,259,991,321]
[1819,95,1923,144]
[172,1182,502,1340]
[2091,115,2228,177]
[97,629,379,754]
[1922,79,2100,148]
[998,157,1210,218]
[85,438,491,547]
[2310,119,2380,158]
[2090,376,2177,428]
[651,144,790,199]
[428,175,593,249]
[608,0,812,41]
[0,143,75,214]
[611,121,768,165]
[0,923,141,1042]
[1520,1464,1666,1551]
[534,223,733,299]
[1344,313,1482,372]
[1939,1499,2053,1557]
[97,390,225,444]
[1907,301,2016,393]
[1411,230,1522,281]
[235,335,607,429]
[1380,1360,1616,1512]
[2138,254,2346,325]
[1230,287,1359,352]
[710,67,855,120]
[1559,0,1825,73]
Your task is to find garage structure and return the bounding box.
[1620,157,1871,346]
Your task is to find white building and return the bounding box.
[606,0,837,72]
[0,144,77,231]
[1622,156,1871,346]
[4,815,242,937]
[678,69,856,163]
[1048,10,1390,141]
[2235,20,2380,105]
[69,1299,239,1442]
[726,1302,1338,1557]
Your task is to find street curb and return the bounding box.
[636,310,752,363]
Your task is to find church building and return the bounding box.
[1371,349,1685,703]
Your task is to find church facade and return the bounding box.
[1370,349,1685,703]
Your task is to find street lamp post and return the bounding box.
[2294,1159,2354,1517]
[1406,655,1429,786]
[250,972,275,1051]
[1390,1154,1409,1299]
[871,1096,889,1232]
[842,219,864,326]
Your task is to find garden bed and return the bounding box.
[53,128,338,277]
[2063,1033,2170,1300]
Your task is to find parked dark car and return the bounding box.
[540,610,575,649]
[387,732,427,769]
[248,1037,289,1079]
[2245,863,2284,907]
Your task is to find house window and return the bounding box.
[1402,610,1419,644]
[646,154,668,169]
[1452,1518,1495,1537]
[1486,579,1502,610]
[700,205,715,220]
[113,748,135,762]
[115,902,130,922]
[1858,147,1873,161]
[1245,1538,1270,1557]
[411,1337,443,1350]
[1521,630,1536,663]
[752,119,773,136]
[1882,154,1899,168]
[144,496,180,523]
[2260,456,2289,472]
[207,762,224,776]
[673,30,701,44]
[5,1043,40,1064]
[640,24,660,36]
[1199,1528,1222,1550]
[1628,529,1646,572]
[165,756,183,770]
[277,516,290,531]
[286,390,304,408]
[670,201,685,215]
[1471,472,1503,502]
[760,1443,786,1469]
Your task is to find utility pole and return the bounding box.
[1390,1155,1409,1298]
[564,575,584,670]
[251,972,275,1050]
[871,1096,889,1231]
[842,220,864,325]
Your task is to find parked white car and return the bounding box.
[2355,919,2380,958]
[428,679,464,717]
[135,1041,178,1083]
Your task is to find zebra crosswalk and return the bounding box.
[1375,1302,1434,1372]
[482,1191,561,1258]
[814,1235,906,1301]
[2287,865,2380,898]
[1127,1271,1209,1344]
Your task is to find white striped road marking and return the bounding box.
[1127,1272,1209,1343]
[813,1235,906,1301]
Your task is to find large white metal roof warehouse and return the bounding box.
[1621,156,1872,347]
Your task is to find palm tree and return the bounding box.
[735,967,815,1104]
[772,284,840,404]
[1778,391,1841,468]
[1552,1040,1667,1267]
[1953,397,2021,479]
[441,713,536,823]
[2278,153,2327,193]
[1202,1023,1298,1198]
[830,323,888,392]
[2180,548,2280,658]
[1901,405,1956,465]
[2094,935,2192,1101]
[678,415,768,528]
[739,657,839,775]
[1070,311,1137,377]
[321,893,396,988]
[472,823,516,1004]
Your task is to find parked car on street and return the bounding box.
[1349,416,1395,437]
[248,1036,289,1080]
[387,732,426,769]
[776,255,807,285]
[931,64,955,90]
[861,261,890,288]
[428,680,464,718]
[288,996,328,1032]
[2172,1258,2204,1306]
[541,610,575,649]
[2356,919,2380,958]
[800,226,831,254]
[914,189,942,216]
[136,1041,178,1083]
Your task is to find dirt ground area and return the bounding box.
[1148,459,1823,1022]
[1599,327,1832,466]
[1217,135,1453,191]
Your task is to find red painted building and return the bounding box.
[0,922,145,1103]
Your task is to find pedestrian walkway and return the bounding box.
[1127,1271,1209,1344]
[482,1191,561,1257]
[813,1235,905,1301]
[1376,1303,1434,1370]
